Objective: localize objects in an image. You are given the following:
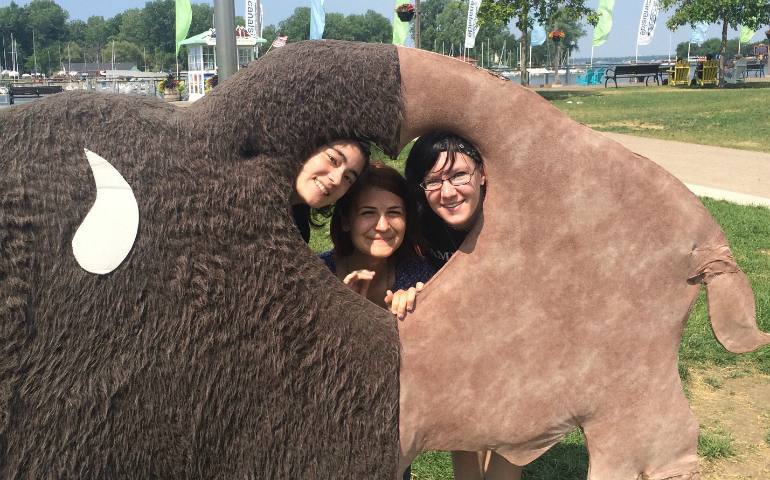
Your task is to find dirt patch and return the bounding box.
[688,366,770,479]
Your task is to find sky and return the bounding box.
[6,0,764,59]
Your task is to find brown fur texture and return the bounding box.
[0,41,401,478]
[395,47,770,480]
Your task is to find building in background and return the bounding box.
[180,26,266,101]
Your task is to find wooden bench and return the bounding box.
[9,85,63,103]
[604,63,662,88]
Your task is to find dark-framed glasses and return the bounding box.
[419,167,477,191]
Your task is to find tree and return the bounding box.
[479,0,596,85]
[262,24,278,43]
[116,8,145,46]
[140,0,176,56]
[100,40,143,67]
[0,1,30,70]
[344,10,392,43]
[190,3,215,37]
[25,0,68,46]
[528,8,586,67]
[417,0,518,67]
[660,0,770,86]
[276,7,311,42]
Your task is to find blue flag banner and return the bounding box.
[531,20,546,46]
[310,0,325,40]
[689,22,708,46]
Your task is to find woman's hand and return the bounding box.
[343,269,375,297]
[385,282,424,320]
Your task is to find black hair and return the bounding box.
[330,162,426,259]
[309,138,372,228]
[403,131,484,209]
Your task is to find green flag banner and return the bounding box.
[176,0,192,56]
[740,25,756,43]
[592,0,615,47]
[392,0,409,46]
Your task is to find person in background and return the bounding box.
[387,131,523,480]
[290,139,370,243]
[724,53,747,83]
[692,53,714,85]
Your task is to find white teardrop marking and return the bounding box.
[72,149,139,274]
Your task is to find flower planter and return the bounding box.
[552,37,561,43]
[164,89,180,102]
[397,11,415,22]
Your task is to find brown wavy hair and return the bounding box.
[330,162,426,259]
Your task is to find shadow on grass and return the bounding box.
[724,81,770,89]
[536,90,605,102]
[523,442,589,480]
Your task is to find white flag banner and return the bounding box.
[464,0,483,49]
[637,0,659,46]
[246,0,258,37]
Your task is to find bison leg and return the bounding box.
[582,390,699,480]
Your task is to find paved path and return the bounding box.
[600,132,770,208]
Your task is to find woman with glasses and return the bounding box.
[290,140,370,243]
[387,131,523,480]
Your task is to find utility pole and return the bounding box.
[414,0,420,49]
[214,0,238,81]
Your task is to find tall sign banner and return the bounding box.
[310,0,325,40]
[175,0,192,55]
[531,19,546,46]
[637,0,659,46]
[246,0,258,37]
[464,0,483,49]
[689,22,708,46]
[592,0,614,47]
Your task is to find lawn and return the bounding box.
[537,82,770,153]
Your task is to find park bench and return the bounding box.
[9,85,63,103]
[604,63,661,88]
[745,62,764,77]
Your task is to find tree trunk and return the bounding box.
[521,21,529,86]
[719,20,728,87]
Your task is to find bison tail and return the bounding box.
[693,246,770,354]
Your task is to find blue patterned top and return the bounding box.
[318,250,435,291]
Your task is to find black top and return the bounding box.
[419,208,468,271]
[292,204,311,244]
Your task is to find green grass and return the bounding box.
[698,426,736,460]
[538,83,770,153]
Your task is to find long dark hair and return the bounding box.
[330,162,426,259]
[403,131,484,211]
[309,138,372,227]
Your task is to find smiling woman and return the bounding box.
[290,139,370,243]
[317,162,434,309]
